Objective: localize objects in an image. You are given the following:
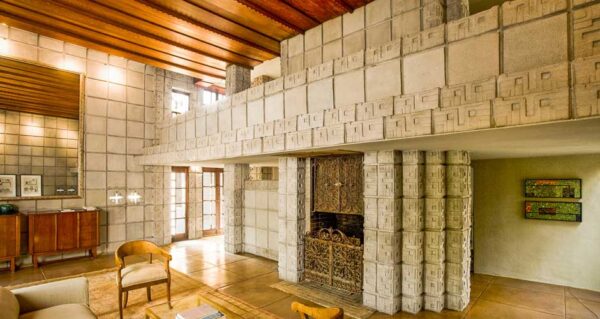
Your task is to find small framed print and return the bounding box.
[0,175,17,197]
[20,175,42,197]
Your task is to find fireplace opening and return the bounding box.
[303,154,364,295]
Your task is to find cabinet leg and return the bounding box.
[90,247,97,258]
[33,255,38,269]
[10,257,15,272]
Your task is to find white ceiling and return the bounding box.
[188,117,600,167]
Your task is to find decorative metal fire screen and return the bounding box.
[304,228,363,293]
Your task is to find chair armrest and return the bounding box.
[11,277,89,314]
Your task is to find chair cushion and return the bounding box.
[119,262,168,288]
[19,304,95,319]
[0,287,19,319]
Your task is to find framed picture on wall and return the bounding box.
[524,179,582,199]
[20,175,42,197]
[0,175,17,197]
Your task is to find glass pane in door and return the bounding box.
[170,168,188,241]
[202,168,223,236]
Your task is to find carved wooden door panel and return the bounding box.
[313,156,340,213]
[339,155,363,214]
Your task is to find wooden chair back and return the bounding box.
[291,301,344,319]
[114,240,171,267]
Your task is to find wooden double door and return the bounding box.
[312,154,363,214]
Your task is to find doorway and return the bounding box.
[170,167,189,242]
[202,167,224,236]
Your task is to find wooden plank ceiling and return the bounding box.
[0,0,370,89]
[0,56,80,119]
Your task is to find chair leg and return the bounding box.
[146,286,152,302]
[167,281,172,309]
[118,288,123,319]
[124,291,129,308]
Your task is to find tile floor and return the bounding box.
[1,236,599,319]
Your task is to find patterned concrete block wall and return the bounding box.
[363,150,403,314]
[243,179,279,260]
[277,157,306,283]
[223,163,249,253]
[140,0,600,166]
[0,25,187,266]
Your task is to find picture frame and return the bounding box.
[524,201,582,222]
[20,175,42,197]
[0,175,17,197]
[524,179,582,199]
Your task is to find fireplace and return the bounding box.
[303,154,364,294]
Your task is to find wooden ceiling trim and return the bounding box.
[5,0,235,74]
[0,15,222,84]
[282,0,324,23]
[142,0,280,52]
[0,4,227,81]
[185,0,295,41]
[235,0,316,32]
[99,0,276,62]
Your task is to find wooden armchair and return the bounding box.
[291,301,344,319]
[115,240,172,319]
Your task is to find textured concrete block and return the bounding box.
[498,62,568,98]
[284,85,307,118]
[446,229,470,263]
[313,124,345,146]
[422,1,445,29]
[322,39,342,62]
[377,231,402,263]
[247,99,264,126]
[446,197,470,230]
[366,21,392,48]
[502,0,566,26]
[424,295,445,312]
[323,16,342,43]
[265,93,284,122]
[392,0,420,15]
[285,129,312,150]
[334,50,365,74]
[285,71,307,90]
[503,13,568,73]
[376,263,402,297]
[392,9,420,40]
[305,25,322,50]
[574,83,600,118]
[433,101,492,134]
[377,295,402,315]
[366,59,402,102]
[403,47,445,94]
[385,110,432,139]
[402,264,424,296]
[335,70,365,107]
[307,61,333,82]
[308,78,334,113]
[425,165,446,198]
[402,295,423,314]
[573,3,600,58]
[364,165,379,197]
[265,77,284,95]
[403,164,424,198]
[402,232,424,264]
[448,32,500,85]
[441,77,496,108]
[344,7,365,35]
[446,292,470,311]
[366,39,402,65]
[403,198,424,231]
[288,34,304,57]
[447,6,498,42]
[263,134,285,152]
[493,90,569,127]
[346,118,384,143]
[424,231,445,263]
[357,97,394,121]
[403,25,445,55]
[447,165,471,197]
[425,198,445,231]
[247,84,264,101]
[343,31,366,56]
[366,0,392,26]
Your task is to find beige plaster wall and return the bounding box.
[472,154,600,291]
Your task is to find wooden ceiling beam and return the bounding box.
[95,0,276,62]
[185,0,295,41]
[0,16,223,85]
[234,0,312,33]
[0,3,227,82]
[142,0,280,52]
[5,0,235,73]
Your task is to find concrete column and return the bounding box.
[445,151,472,311]
[277,157,306,282]
[363,151,403,314]
[223,163,249,253]
[445,0,470,22]
[225,64,251,96]
[401,151,425,314]
[423,151,447,312]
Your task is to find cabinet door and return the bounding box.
[339,155,363,214]
[79,211,98,248]
[313,156,340,213]
[57,212,78,250]
[30,214,56,253]
[0,215,18,258]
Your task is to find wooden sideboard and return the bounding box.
[27,210,99,268]
[0,214,20,272]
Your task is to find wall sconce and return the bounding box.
[67,187,77,194]
[127,191,142,204]
[56,187,65,194]
[109,191,123,204]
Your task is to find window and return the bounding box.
[201,89,224,106]
[171,89,189,116]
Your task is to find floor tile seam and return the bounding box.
[566,289,600,305]
[478,294,566,317]
[571,295,600,319]
[257,293,292,310]
[489,282,567,297]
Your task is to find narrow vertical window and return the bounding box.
[171,89,189,116]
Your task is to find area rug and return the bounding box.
[271,281,375,319]
[9,267,279,319]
